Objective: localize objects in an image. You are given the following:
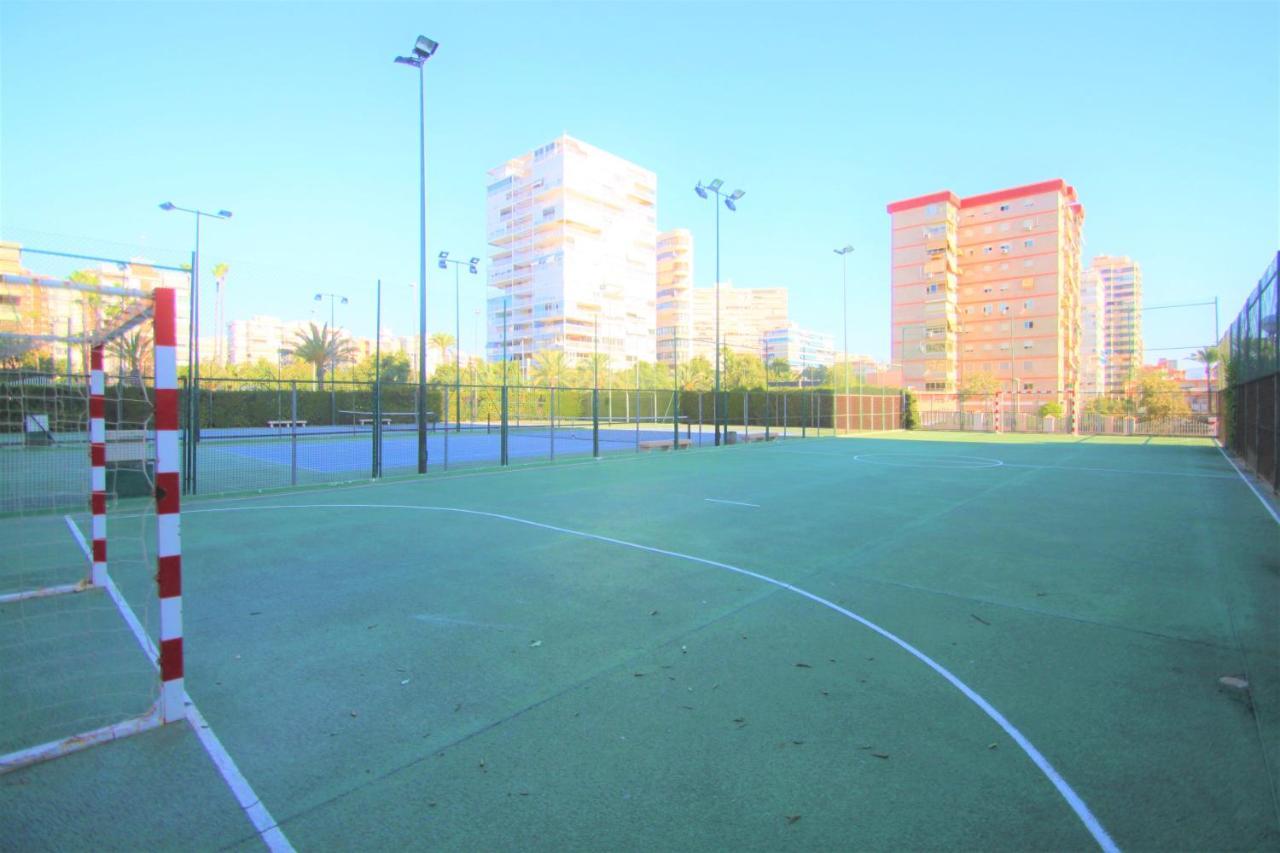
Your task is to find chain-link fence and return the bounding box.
[1224,251,1278,491]
[169,377,837,495]
[909,390,1218,437]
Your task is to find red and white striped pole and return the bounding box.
[89,345,107,587]
[153,288,184,723]
[994,392,1002,434]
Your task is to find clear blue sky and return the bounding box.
[2,1,1276,367]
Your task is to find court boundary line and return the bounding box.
[1214,440,1280,525]
[181,501,1118,852]
[63,516,295,853]
[704,498,760,508]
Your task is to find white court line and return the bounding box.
[1214,441,1280,525]
[63,516,295,853]
[182,502,1118,852]
[704,498,760,508]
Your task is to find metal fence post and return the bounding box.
[592,388,600,458]
[500,384,509,466]
[442,385,450,471]
[290,381,298,487]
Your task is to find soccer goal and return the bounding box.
[0,260,185,773]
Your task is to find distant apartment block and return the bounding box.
[227,315,311,366]
[486,134,657,369]
[886,179,1085,398]
[763,324,834,373]
[1078,267,1106,394]
[691,283,788,360]
[656,228,693,366]
[0,241,192,374]
[1088,255,1144,393]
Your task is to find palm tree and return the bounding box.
[531,350,569,388]
[108,330,152,383]
[1190,345,1221,417]
[429,332,455,379]
[291,322,354,389]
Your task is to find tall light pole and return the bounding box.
[159,201,231,496]
[834,245,854,397]
[695,179,744,446]
[439,252,479,431]
[395,34,439,474]
[313,292,349,385]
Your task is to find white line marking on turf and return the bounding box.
[854,453,1005,469]
[180,502,1118,852]
[63,516,295,853]
[1215,440,1280,525]
[704,498,760,508]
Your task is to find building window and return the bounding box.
[983,305,993,315]
[1024,239,1034,248]
[999,204,1011,212]
[1000,304,1010,313]
[1000,244,1011,254]
[1022,219,1035,230]
[925,203,940,216]
[1023,320,1034,329]
[1022,382,1034,391]
[1023,341,1034,350]
[1024,299,1033,309]
[983,286,993,294]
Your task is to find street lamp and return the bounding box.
[834,245,854,397]
[395,33,438,474]
[694,179,745,446]
[313,291,349,385]
[158,201,231,495]
[439,251,479,431]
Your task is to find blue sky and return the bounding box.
[2,1,1276,366]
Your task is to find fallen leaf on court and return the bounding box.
[858,745,872,750]
[795,662,812,668]
[350,711,358,717]
[428,801,437,807]
[988,743,998,750]
[633,672,645,678]
[367,624,377,630]
[971,614,991,626]
[680,705,694,710]
[1035,592,1047,597]
[249,611,261,616]
[681,645,688,654]
[529,640,542,648]
[792,740,804,745]
[400,679,410,685]
[785,815,802,825]
[821,690,829,696]
[872,752,889,759]
[649,610,659,616]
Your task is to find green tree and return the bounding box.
[959,371,1000,397]
[429,331,455,378]
[107,330,152,382]
[1138,367,1192,419]
[722,348,765,390]
[531,350,569,387]
[677,356,713,392]
[1037,401,1064,418]
[767,358,792,383]
[291,322,354,389]
[1190,345,1220,416]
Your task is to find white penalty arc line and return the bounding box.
[63,517,295,853]
[704,498,760,508]
[183,502,1118,852]
[1214,440,1280,525]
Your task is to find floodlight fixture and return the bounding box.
[728,189,744,201]
[834,245,854,255]
[159,202,175,211]
[468,257,480,266]
[217,210,233,219]
[393,55,422,67]
[708,179,724,191]
[438,251,449,259]
[414,35,439,59]
[694,182,708,199]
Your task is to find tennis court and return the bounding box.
[3,431,1277,850]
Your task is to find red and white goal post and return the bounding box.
[0,272,184,773]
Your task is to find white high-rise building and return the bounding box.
[1079,268,1106,394]
[691,283,788,360]
[656,228,693,366]
[485,135,657,369]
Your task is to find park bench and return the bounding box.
[638,438,691,451]
[267,419,307,429]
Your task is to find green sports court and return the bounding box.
[3,431,1277,850]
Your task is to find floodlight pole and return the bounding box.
[439,254,477,431]
[695,179,744,446]
[834,246,854,396]
[158,201,231,495]
[396,35,437,474]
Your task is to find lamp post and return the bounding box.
[695,179,744,446]
[313,291,349,387]
[395,33,439,474]
[439,252,479,431]
[834,245,854,397]
[158,201,231,496]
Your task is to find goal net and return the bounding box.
[0,246,185,772]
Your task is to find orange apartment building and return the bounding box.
[887,179,1085,403]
